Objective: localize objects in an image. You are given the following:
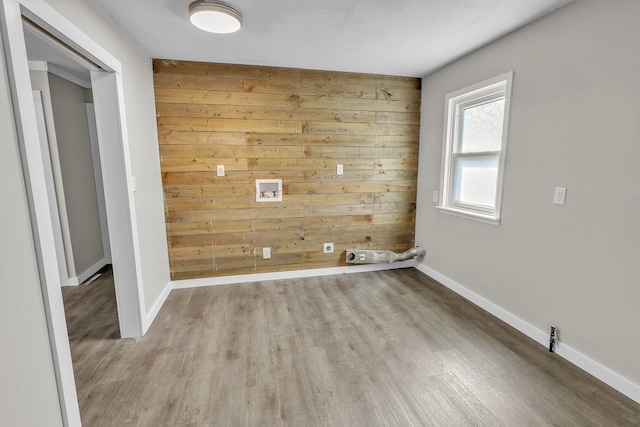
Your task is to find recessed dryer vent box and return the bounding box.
[256,179,282,202]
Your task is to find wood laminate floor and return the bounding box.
[62,267,640,426]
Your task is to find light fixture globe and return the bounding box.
[189,0,243,34]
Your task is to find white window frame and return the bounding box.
[437,71,513,225]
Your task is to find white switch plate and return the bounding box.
[323,243,334,254]
[553,187,567,205]
[262,247,271,259]
[432,190,439,203]
[337,164,344,175]
[131,176,137,192]
[217,165,225,177]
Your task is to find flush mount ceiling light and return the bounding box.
[189,0,243,34]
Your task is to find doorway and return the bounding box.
[0,0,147,425]
[27,21,112,288]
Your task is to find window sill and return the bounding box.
[436,206,500,226]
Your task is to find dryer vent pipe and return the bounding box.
[345,246,426,264]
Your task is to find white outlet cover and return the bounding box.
[323,243,334,254]
[553,187,567,205]
[262,247,271,259]
[432,190,438,203]
[337,164,344,175]
[217,164,225,177]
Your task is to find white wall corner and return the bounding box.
[75,257,108,285]
[46,63,91,88]
[142,280,172,334]
[60,257,108,287]
[414,263,640,405]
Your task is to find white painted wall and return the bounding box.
[47,72,104,275]
[0,32,63,427]
[1,0,169,421]
[416,0,640,388]
[41,0,170,309]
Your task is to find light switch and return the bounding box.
[217,165,225,177]
[553,187,567,205]
[337,164,344,175]
[432,190,439,203]
[262,247,271,259]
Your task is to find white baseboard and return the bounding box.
[61,257,108,286]
[171,260,417,290]
[142,281,172,334]
[415,263,640,405]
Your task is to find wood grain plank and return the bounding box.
[160,158,248,172]
[304,224,415,241]
[160,145,304,160]
[167,220,253,236]
[248,158,374,171]
[294,83,376,99]
[247,133,418,147]
[373,191,418,203]
[300,95,420,113]
[157,102,376,123]
[303,145,418,159]
[166,206,305,223]
[302,121,419,137]
[252,218,303,232]
[301,214,373,229]
[164,184,255,198]
[374,213,417,225]
[375,158,419,170]
[301,69,420,88]
[375,111,421,125]
[158,130,247,146]
[153,73,244,92]
[376,86,422,101]
[304,204,375,217]
[165,196,257,211]
[155,88,301,108]
[155,59,302,81]
[169,243,254,260]
[286,193,374,206]
[163,170,305,185]
[157,117,302,134]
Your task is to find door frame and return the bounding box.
[0,0,147,425]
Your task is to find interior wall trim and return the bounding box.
[142,280,172,334]
[28,60,91,88]
[415,263,640,405]
[171,260,417,290]
[61,257,108,287]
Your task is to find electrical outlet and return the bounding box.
[337,164,344,175]
[323,243,334,254]
[553,187,567,205]
[262,247,271,259]
[217,164,225,177]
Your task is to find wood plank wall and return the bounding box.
[153,60,421,280]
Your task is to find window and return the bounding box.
[438,72,513,224]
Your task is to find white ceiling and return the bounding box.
[97,0,572,77]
